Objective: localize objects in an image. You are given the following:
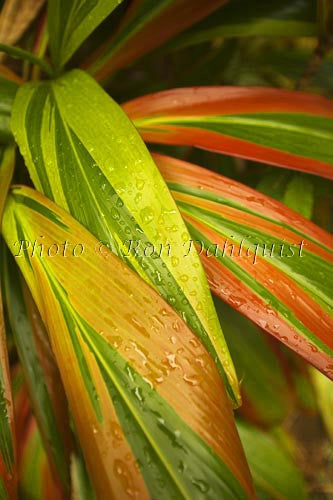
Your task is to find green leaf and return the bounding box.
[48,0,125,69]
[1,249,71,491]
[11,68,239,405]
[0,43,54,77]
[237,421,308,500]
[2,185,255,499]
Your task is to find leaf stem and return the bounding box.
[0,42,54,77]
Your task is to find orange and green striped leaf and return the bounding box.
[154,153,333,378]
[85,0,227,80]
[124,87,333,178]
[11,68,239,405]
[2,185,255,499]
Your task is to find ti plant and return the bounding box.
[0,1,332,499]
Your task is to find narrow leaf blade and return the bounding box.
[1,250,71,491]
[124,87,333,179]
[0,145,16,499]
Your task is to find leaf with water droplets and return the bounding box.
[155,153,333,379]
[2,185,255,498]
[11,69,239,405]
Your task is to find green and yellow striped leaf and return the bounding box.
[47,0,125,69]
[2,185,255,499]
[0,145,16,499]
[11,68,239,405]
[85,0,227,79]
[154,153,333,379]
[124,87,333,178]
[1,250,71,492]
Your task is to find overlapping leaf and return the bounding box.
[124,87,333,178]
[2,185,255,499]
[1,250,71,492]
[47,0,125,69]
[11,68,239,404]
[153,153,333,378]
[85,0,228,80]
[0,144,16,499]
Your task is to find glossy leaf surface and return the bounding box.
[124,87,333,179]
[154,153,333,378]
[2,185,254,499]
[11,68,239,404]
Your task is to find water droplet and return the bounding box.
[140,207,154,224]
